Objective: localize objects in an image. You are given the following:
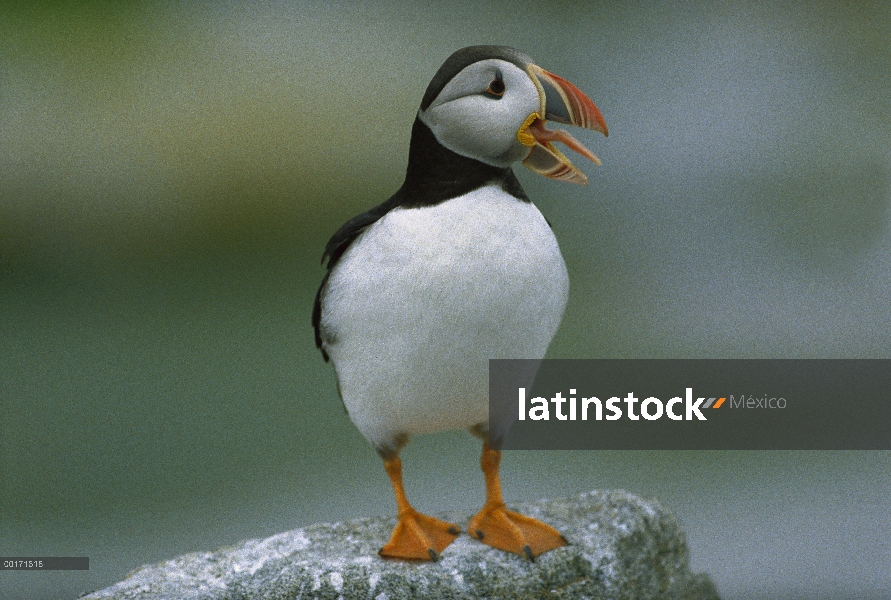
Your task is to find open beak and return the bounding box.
[517,64,608,185]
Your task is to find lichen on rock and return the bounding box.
[80,490,720,600]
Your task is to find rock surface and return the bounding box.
[80,490,719,599]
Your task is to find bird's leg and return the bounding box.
[378,455,460,561]
[468,442,567,560]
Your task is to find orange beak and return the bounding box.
[517,64,608,185]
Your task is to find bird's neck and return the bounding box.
[398,117,528,207]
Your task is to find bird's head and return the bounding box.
[417,45,608,185]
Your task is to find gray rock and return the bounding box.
[80,490,719,600]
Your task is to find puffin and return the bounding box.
[312,45,607,561]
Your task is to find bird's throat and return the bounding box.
[400,118,528,207]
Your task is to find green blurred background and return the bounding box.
[1,2,889,598]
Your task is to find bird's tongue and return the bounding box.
[528,118,601,165]
[519,116,600,185]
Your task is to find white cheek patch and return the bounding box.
[419,60,541,168]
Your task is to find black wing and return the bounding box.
[312,192,402,361]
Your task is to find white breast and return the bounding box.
[319,185,568,449]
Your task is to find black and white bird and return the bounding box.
[313,45,607,561]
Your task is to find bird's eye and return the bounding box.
[485,77,505,98]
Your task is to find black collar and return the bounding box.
[398,117,528,207]
[320,117,528,270]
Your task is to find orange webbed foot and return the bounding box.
[467,504,567,560]
[469,502,567,560]
[469,442,567,560]
[379,509,460,561]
